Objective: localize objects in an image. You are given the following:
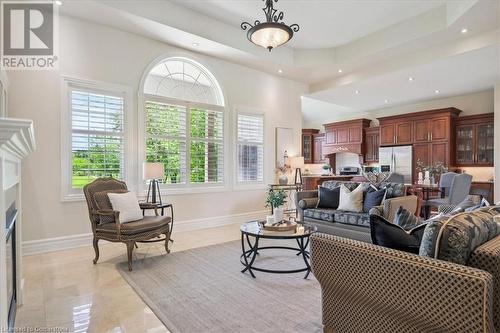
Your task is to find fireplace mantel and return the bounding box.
[0,118,35,159]
[0,117,35,330]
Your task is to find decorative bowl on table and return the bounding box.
[262,220,297,232]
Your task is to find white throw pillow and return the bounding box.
[107,192,143,223]
[337,184,364,213]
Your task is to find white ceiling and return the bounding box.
[304,45,499,125]
[170,0,447,49]
[59,0,500,122]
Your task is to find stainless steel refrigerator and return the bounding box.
[379,146,413,184]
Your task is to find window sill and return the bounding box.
[61,184,266,203]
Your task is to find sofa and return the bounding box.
[295,181,418,242]
[310,207,500,333]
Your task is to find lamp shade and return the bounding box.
[143,162,164,180]
[289,156,305,169]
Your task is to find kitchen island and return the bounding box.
[302,175,358,191]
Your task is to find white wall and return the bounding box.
[8,16,307,243]
[495,84,500,202]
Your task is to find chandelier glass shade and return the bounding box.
[241,0,299,52]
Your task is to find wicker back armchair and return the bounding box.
[83,177,171,271]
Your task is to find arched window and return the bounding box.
[143,57,225,186]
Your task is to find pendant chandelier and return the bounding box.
[241,0,300,52]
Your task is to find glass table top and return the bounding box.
[241,221,317,239]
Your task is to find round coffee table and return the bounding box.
[240,221,317,279]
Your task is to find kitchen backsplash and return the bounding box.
[459,167,494,182]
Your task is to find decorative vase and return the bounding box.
[278,174,288,185]
[273,207,284,223]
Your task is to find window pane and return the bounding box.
[143,58,223,106]
[238,144,263,182]
[190,108,223,140]
[146,101,186,137]
[146,137,186,184]
[71,90,124,188]
[190,141,224,183]
[237,114,264,183]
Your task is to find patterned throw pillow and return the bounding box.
[337,184,364,213]
[419,210,500,265]
[393,206,421,231]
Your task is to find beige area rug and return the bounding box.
[117,239,322,333]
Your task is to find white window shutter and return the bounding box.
[237,114,264,183]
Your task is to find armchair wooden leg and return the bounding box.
[164,230,171,254]
[92,237,100,264]
[126,241,135,271]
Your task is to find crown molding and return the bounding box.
[0,118,36,159]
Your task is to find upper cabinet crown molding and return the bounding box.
[0,118,36,159]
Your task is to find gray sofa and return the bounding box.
[295,181,418,242]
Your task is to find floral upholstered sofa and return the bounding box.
[295,181,417,242]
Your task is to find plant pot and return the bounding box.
[273,207,284,223]
[278,174,288,185]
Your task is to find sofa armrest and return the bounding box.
[382,195,418,221]
[294,190,318,221]
[310,233,495,333]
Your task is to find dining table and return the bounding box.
[408,183,441,219]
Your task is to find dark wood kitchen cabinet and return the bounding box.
[313,133,325,164]
[364,127,379,163]
[302,129,319,164]
[455,113,494,166]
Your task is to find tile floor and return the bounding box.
[16,223,242,333]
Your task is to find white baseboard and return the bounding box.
[22,210,267,256]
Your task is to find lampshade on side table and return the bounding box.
[143,162,164,204]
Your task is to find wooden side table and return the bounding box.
[139,202,174,243]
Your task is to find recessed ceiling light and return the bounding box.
[461,28,468,34]
[434,89,440,94]
[408,77,414,82]
[192,42,199,47]
[338,69,343,73]
[355,90,360,95]
[384,99,389,104]
[278,69,283,74]
[55,0,62,5]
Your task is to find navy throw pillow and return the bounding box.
[316,186,340,209]
[370,214,427,254]
[363,188,386,213]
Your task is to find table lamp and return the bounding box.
[289,156,304,185]
[143,162,164,204]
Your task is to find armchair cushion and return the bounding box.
[94,189,128,223]
[97,216,171,235]
[370,214,427,254]
[107,192,143,223]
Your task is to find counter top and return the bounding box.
[302,174,356,178]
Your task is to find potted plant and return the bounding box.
[322,164,331,175]
[265,189,287,223]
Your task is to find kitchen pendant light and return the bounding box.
[241,0,299,52]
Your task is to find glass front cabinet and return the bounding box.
[301,129,319,164]
[455,114,494,166]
